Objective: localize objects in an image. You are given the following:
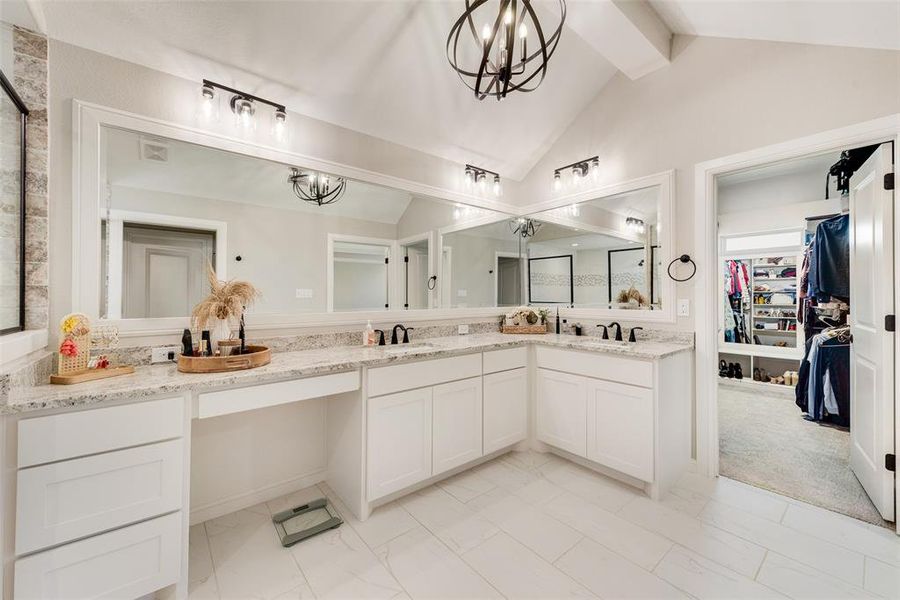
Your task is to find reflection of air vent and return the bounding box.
[140,139,169,162]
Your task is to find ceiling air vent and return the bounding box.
[140,139,169,163]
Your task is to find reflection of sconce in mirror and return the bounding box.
[552,156,599,193]
[626,217,646,234]
[510,217,541,238]
[199,79,288,141]
[464,164,502,197]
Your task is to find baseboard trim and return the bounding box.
[189,468,327,525]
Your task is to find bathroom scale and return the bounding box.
[272,498,343,547]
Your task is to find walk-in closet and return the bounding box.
[716,144,894,527]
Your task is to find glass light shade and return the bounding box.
[272,109,288,142]
[553,172,562,192]
[197,84,219,123]
[492,175,502,197]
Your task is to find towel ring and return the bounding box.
[667,254,696,282]
[427,275,437,290]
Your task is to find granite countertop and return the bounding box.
[4,333,692,415]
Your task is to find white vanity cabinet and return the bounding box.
[535,346,691,498]
[432,377,483,475]
[367,388,433,500]
[482,348,528,455]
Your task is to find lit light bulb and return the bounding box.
[590,158,600,181]
[464,167,475,188]
[482,23,491,42]
[492,175,502,197]
[272,109,287,141]
[477,172,487,192]
[504,7,513,25]
[572,166,583,187]
[553,171,562,192]
[233,96,255,131]
[197,83,219,123]
[519,23,528,39]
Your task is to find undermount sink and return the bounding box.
[383,343,435,354]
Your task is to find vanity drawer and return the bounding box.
[197,370,360,418]
[483,347,527,374]
[535,346,652,388]
[18,396,184,468]
[15,511,182,600]
[16,439,183,555]
[367,353,481,397]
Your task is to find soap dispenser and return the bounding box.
[364,320,375,346]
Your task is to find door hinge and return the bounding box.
[404,256,409,263]
[384,257,389,265]
[404,303,409,308]
[886,454,896,472]
[885,173,895,191]
[886,315,896,332]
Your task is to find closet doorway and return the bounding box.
[695,116,900,532]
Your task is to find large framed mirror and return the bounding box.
[75,103,519,335]
[520,172,675,321]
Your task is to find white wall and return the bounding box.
[441,232,519,308]
[517,35,900,330]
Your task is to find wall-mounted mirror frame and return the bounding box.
[516,170,676,323]
[72,101,520,338]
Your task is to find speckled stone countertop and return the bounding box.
[4,333,692,415]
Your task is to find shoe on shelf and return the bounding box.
[719,360,728,378]
[727,363,735,378]
[753,368,761,381]
[734,364,743,380]
[783,371,792,385]
[771,375,785,385]
[759,368,768,382]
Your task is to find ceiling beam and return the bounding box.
[565,0,671,80]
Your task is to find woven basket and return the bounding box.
[58,333,91,374]
[501,324,548,334]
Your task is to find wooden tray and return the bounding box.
[501,324,548,334]
[50,365,135,385]
[177,345,271,373]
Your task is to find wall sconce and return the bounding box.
[626,216,646,233]
[552,156,600,193]
[200,79,288,140]
[464,164,502,197]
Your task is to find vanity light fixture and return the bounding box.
[288,168,348,206]
[464,164,502,197]
[447,0,566,101]
[626,217,646,234]
[510,217,540,238]
[552,156,599,192]
[200,79,287,137]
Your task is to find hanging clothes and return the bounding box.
[815,215,850,301]
[795,326,850,426]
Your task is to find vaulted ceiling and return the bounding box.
[9,0,900,182]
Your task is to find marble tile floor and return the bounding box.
[188,451,900,600]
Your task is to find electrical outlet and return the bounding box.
[457,289,467,297]
[677,299,690,317]
[458,324,469,335]
[295,288,313,299]
[151,346,180,364]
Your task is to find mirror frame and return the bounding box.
[517,169,676,323]
[72,101,521,338]
[1,69,28,336]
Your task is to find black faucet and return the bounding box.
[391,324,407,344]
[608,322,623,342]
[596,324,609,340]
[373,329,386,345]
[628,327,643,343]
[403,327,414,343]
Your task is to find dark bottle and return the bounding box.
[555,307,561,334]
[181,329,193,357]
[201,330,212,357]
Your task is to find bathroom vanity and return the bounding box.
[0,333,691,599]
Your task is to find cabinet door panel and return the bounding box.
[536,369,587,457]
[587,379,654,481]
[483,368,528,454]
[433,377,483,475]
[367,388,432,500]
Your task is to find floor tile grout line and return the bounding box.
[752,549,769,581]
[201,521,223,600]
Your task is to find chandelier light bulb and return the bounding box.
[504,7,513,25]
[519,23,528,39]
[481,23,491,42]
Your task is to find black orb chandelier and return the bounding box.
[447,0,566,101]
[288,168,347,206]
[510,217,541,238]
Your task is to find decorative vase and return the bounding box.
[209,318,233,353]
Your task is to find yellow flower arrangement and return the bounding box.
[61,316,78,335]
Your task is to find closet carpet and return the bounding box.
[718,384,889,528]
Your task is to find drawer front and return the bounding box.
[535,346,653,388]
[197,370,360,419]
[15,511,182,600]
[16,439,184,555]
[483,347,527,374]
[367,353,481,397]
[18,396,184,468]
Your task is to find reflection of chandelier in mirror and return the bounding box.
[510,217,541,238]
[288,168,348,206]
[553,156,600,193]
[447,0,566,101]
[626,217,646,234]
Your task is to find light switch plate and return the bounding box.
[151,346,180,364]
[677,299,690,317]
[457,289,467,297]
[296,288,313,299]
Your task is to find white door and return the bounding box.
[367,388,433,500]
[405,246,429,309]
[850,143,895,522]
[586,379,654,482]
[483,368,528,454]
[433,377,483,475]
[536,368,587,457]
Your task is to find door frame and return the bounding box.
[494,251,523,307]
[693,114,900,532]
[397,232,434,309]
